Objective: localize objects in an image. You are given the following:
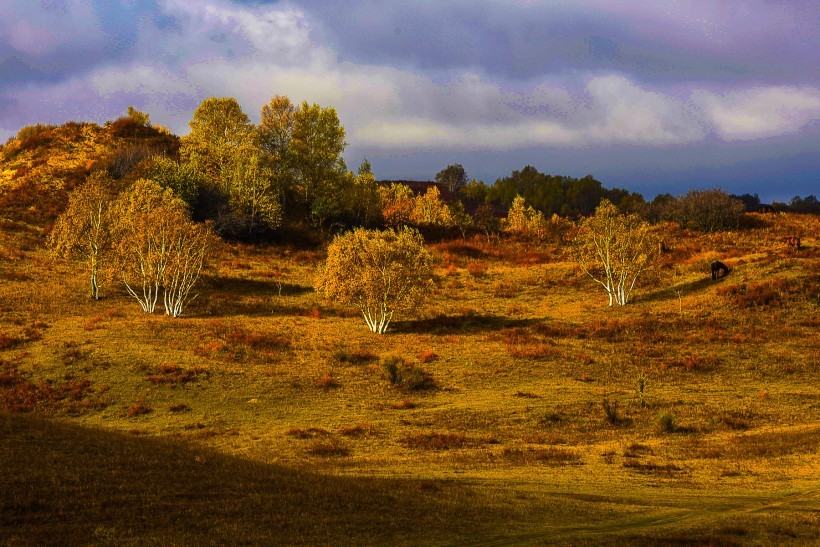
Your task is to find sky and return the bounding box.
[1,0,819,201]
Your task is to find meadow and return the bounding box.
[1,198,818,544]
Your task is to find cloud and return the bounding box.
[695,87,820,140]
[1,0,819,159]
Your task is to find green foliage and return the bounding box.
[180,97,255,187]
[435,163,468,193]
[127,106,151,127]
[290,101,348,225]
[490,166,629,216]
[140,155,202,209]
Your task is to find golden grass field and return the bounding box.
[1,202,818,544]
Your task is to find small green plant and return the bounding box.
[658,412,677,433]
[381,357,435,391]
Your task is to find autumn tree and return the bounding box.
[181,97,282,235]
[672,189,745,232]
[290,101,348,226]
[49,171,117,299]
[410,186,453,228]
[180,97,255,185]
[336,160,382,227]
[379,183,415,228]
[111,179,214,316]
[504,195,547,240]
[574,200,658,307]
[316,227,433,333]
[226,153,283,234]
[435,163,468,193]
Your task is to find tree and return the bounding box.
[127,106,151,127]
[410,186,453,228]
[180,97,255,188]
[49,172,116,299]
[258,95,296,163]
[574,200,658,307]
[504,195,548,240]
[111,179,214,316]
[316,227,433,333]
[473,203,501,241]
[140,155,202,209]
[226,153,283,234]
[290,101,347,226]
[435,163,468,193]
[671,189,745,232]
[379,183,415,228]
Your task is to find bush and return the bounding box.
[381,357,435,391]
[669,189,745,232]
[658,412,677,433]
[602,397,622,425]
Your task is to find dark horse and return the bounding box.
[757,204,775,214]
[711,261,729,280]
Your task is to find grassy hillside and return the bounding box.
[1,126,818,544]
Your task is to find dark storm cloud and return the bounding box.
[297,0,820,85]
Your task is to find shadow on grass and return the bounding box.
[391,314,537,335]
[0,412,511,545]
[641,275,728,303]
[204,275,314,297]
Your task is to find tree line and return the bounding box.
[43,96,813,326]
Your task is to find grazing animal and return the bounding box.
[757,204,775,214]
[659,240,670,254]
[782,236,801,251]
[711,261,729,280]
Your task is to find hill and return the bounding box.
[0,122,818,544]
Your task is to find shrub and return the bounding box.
[332,349,378,365]
[307,440,350,457]
[658,412,677,433]
[466,261,488,278]
[399,432,473,450]
[381,357,435,391]
[602,397,622,425]
[315,373,338,390]
[126,400,152,417]
[145,364,209,386]
[669,189,746,232]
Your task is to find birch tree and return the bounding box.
[49,171,116,299]
[574,200,658,307]
[111,179,214,316]
[315,228,433,333]
[162,220,215,317]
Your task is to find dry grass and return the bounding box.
[0,204,818,544]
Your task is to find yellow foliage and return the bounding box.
[315,227,433,333]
